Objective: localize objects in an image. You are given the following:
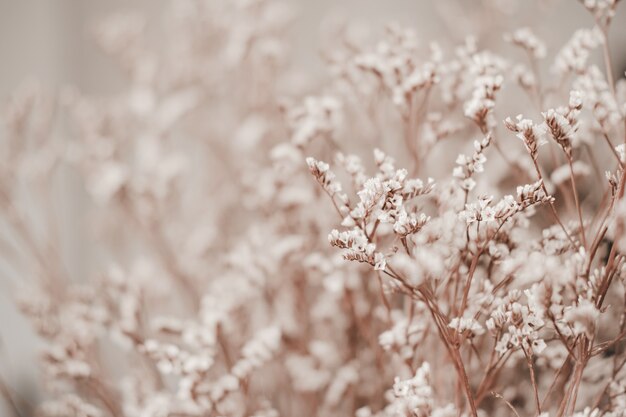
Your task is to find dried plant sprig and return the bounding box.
[465,73,504,132]
[504,27,547,60]
[504,115,547,160]
[553,28,602,76]
[453,134,492,192]
[306,157,350,216]
[542,90,584,157]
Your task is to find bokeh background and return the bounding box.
[0,1,625,416]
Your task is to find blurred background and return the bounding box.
[2,1,626,98]
[0,1,625,416]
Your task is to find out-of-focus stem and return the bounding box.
[524,349,541,416]
[567,156,587,248]
[530,159,578,247]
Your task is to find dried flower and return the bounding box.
[504,115,547,160]
[5,2,626,417]
[504,27,547,59]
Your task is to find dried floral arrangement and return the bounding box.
[1,1,626,417]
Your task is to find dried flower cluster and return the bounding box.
[1,1,626,417]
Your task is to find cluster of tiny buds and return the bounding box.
[464,74,504,131]
[352,26,441,112]
[328,228,386,270]
[306,157,350,212]
[542,90,584,156]
[288,96,342,147]
[460,180,552,225]
[448,316,485,338]
[504,115,547,160]
[453,135,492,191]
[504,27,547,60]
[553,28,602,76]
[583,0,620,23]
[140,339,213,375]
